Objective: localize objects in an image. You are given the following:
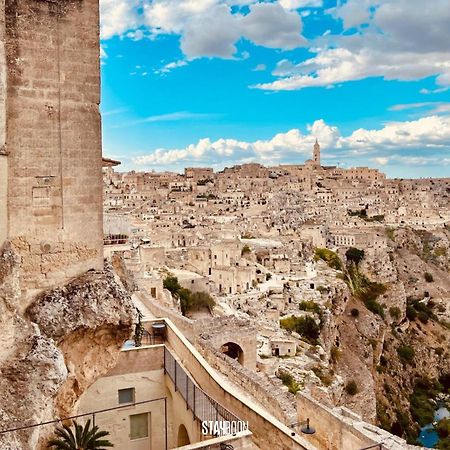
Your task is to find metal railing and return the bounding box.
[0,397,167,448]
[196,444,235,450]
[164,347,241,428]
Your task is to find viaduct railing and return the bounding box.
[164,347,241,430]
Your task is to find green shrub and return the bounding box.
[434,247,447,257]
[280,316,320,344]
[348,208,367,218]
[316,285,330,294]
[314,248,343,271]
[364,298,385,317]
[424,272,434,282]
[163,275,182,294]
[389,306,402,321]
[345,247,365,265]
[417,311,429,324]
[406,305,417,321]
[410,378,442,426]
[277,371,301,394]
[437,419,450,438]
[241,244,251,255]
[344,263,387,317]
[163,276,215,315]
[385,227,395,241]
[189,291,215,311]
[299,300,321,314]
[351,308,360,317]
[345,380,358,395]
[407,297,436,323]
[397,345,415,364]
[312,367,334,386]
[178,288,192,315]
[439,373,450,392]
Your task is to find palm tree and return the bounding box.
[47,419,114,449]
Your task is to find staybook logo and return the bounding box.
[201,420,249,436]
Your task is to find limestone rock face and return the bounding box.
[324,227,450,434]
[0,245,135,450]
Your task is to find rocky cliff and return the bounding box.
[0,241,135,449]
[324,227,450,444]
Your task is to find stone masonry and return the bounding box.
[0,0,103,298]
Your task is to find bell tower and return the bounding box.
[313,138,321,167]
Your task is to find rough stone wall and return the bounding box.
[0,156,7,246]
[2,0,103,293]
[0,0,7,246]
[0,250,135,450]
[197,338,298,425]
[198,316,258,370]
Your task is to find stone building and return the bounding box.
[0,0,103,294]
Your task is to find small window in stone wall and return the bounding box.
[118,387,135,405]
[130,413,149,440]
[32,187,50,207]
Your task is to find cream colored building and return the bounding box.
[78,318,316,450]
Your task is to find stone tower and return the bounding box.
[313,138,320,166]
[0,0,103,297]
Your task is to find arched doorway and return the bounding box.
[221,342,244,365]
[177,424,190,447]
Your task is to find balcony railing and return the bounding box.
[164,347,241,431]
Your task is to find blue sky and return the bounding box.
[100,0,450,178]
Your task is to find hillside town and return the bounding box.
[102,142,450,448]
[1,0,449,449]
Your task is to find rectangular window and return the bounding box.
[118,388,135,405]
[130,413,149,440]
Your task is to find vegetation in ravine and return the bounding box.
[163,275,215,315]
[280,316,320,345]
[314,248,343,271]
[277,370,301,394]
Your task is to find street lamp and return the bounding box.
[290,418,316,435]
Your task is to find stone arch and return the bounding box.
[177,424,190,447]
[221,341,244,365]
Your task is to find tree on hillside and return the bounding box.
[345,247,365,265]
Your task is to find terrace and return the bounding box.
[76,318,318,450]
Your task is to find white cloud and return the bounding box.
[133,119,338,166]
[155,60,188,75]
[114,111,217,128]
[180,4,241,59]
[240,2,306,49]
[279,0,323,9]
[102,108,128,117]
[339,116,450,151]
[255,46,450,91]
[100,0,142,39]
[389,102,450,115]
[132,115,450,167]
[255,0,450,91]
[101,0,306,59]
[252,64,267,72]
[371,157,389,166]
[330,0,374,30]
